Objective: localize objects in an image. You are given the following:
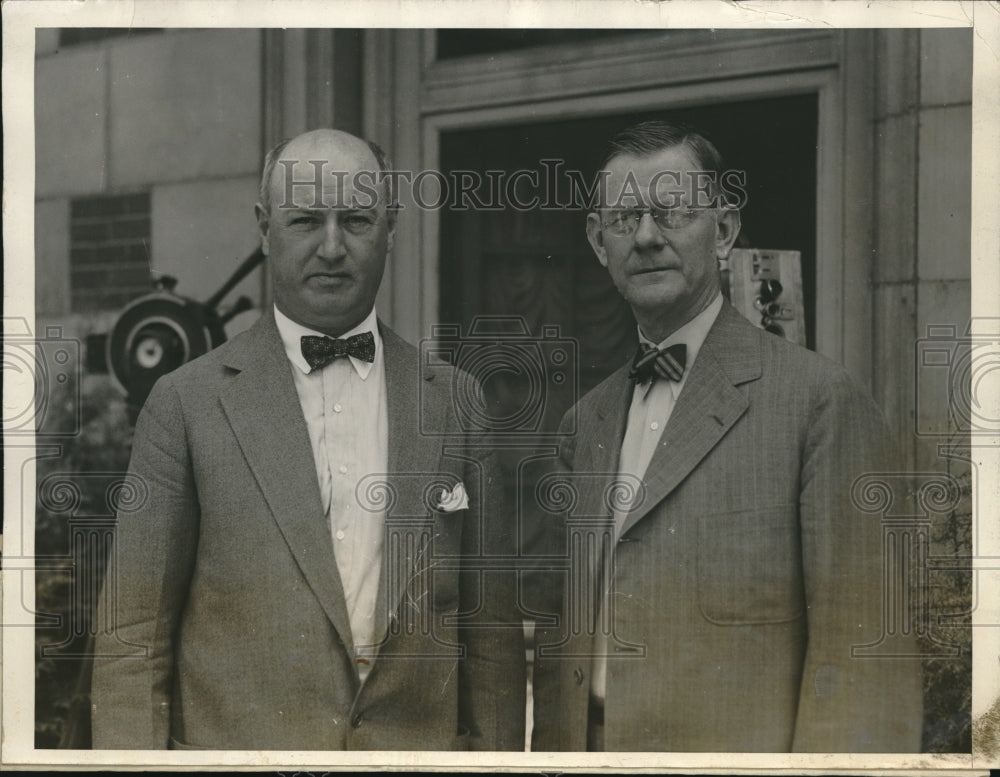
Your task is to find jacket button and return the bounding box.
[574,667,585,685]
[351,713,362,728]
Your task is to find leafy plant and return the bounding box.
[920,467,973,752]
[34,376,133,748]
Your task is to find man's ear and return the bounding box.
[586,212,609,268]
[714,208,742,260]
[254,203,270,256]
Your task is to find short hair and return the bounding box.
[596,119,737,210]
[599,119,726,178]
[257,133,397,220]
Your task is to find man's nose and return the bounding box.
[633,211,665,248]
[317,218,347,259]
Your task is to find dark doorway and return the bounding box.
[438,96,818,568]
[439,94,819,419]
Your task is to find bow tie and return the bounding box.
[628,342,687,385]
[301,332,376,371]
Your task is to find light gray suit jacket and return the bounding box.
[531,303,923,752]
[91,311,525,750]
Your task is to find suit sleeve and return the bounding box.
[792,368,923,752]
[91,376,199,749]
[456,436,527,751]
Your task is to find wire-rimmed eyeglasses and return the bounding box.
[600,207,703,237]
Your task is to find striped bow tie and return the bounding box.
[628,342,687,385]
[301,332,375,371]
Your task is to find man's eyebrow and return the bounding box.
[280,200,380,214]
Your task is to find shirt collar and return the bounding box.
[637,293,723,395]
[274,304,381,380]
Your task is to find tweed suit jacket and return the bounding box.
[531,302,923,752]
[91,311,525,750]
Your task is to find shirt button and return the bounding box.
[650,421,659,431]
[336,529,346,541]
[351,713,363,728]
[339,465,348,474]
[333,403,343,413]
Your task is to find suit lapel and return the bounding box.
[566,363,633,630]
[618,304,761,538]
[574,363,633,522]
[379,324,444,629]
[219,312,355,657]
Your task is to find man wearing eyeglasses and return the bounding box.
[530,120,923,752]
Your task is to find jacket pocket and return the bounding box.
[697,506,805,625]
[431,566,460,612]
[428,511,463,611]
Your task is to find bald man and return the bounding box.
[91,130,525,751]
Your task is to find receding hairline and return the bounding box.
[598,142,702,175]
[597,120,725,173]
[592,121,733,210]
[257,130,394,214]
[282,129,377,164]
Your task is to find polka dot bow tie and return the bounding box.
[628,342,687,385]
[301,332,375,371]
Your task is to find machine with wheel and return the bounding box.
[86,248,265,416]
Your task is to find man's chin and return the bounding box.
[306,300,374,336]
[624,280,686,311]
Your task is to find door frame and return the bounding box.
[366,28,875,386]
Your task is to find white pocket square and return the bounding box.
[438,482,469,512]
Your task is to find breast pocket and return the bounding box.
[697,506,805,625]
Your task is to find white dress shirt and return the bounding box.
[274,305,388,680]
[592,293,723,702]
